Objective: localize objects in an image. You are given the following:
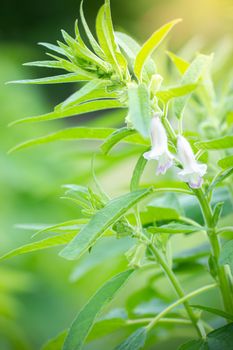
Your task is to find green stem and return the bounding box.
[195,188,233,314]
[149,244,206,338]
[126,317,191,326]
[146,283,217,331]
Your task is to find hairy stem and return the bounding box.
[195,188,233,314]
[149,243,206,338]
[146,283,217,331]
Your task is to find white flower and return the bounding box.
[177,135,207,189]
[143,114,173,175]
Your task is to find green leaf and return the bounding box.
[208,167,233,192]
[212,202,224,226]
[128,83,151,138]
[196,136,233,150]
[101,127,137,155]
[220,240,233,274]
[148,223,202,234]
[0,233,76,261]
[96,3,124,76]
[42,331,67,350]
[80,0,105,58]
[130,152,148,191]
[60,188,152,260]
[31,219,88,238]
[115,32,156,78]
[8,72,95,85]
[191,304,233,321]
[63,270,133,350]
[166,51,189,75]
[207,323,233,350]
[174,54,212,118]
[57,80,116,110]
[38,42,67,56]
[115,328,147,350]
[178,339,207,350]
[218,155,233,169]
[8,127,115,153]
[11,100,124,126]
[156,83,197,104]
[134,19,181,81]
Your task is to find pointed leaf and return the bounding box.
[60,188,152,260]
[8,72,95,85]
[9,127,115,153]
[63,270,134,350]
[115,328,147,350]
[130,152,148,191]
[11,100,124,125]
[196,136,233,150]
[42,331,67,350]
[0,233,76,261]
[128,83,151,138]
[80,0,105,58]
[101,127,137,155]
[191,304,233,321]
[166,51,189,75]
[156,83,197,103]
[115,31,156,78]
[174,54,212,118]
[148,223,201,234]
[218,155,233,169]
[220,240,233,274]
[134,19,181,80]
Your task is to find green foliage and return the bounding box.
[59,188,152,260]
[63,270,133,350]
[6,0,233,349]
[220,240,233,274]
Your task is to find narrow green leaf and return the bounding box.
[8,72,95,85]
[218,155,233,169]
[80,0,105,58]
[11,100,123,126]
[60,188,152,260]
[115,328,147,350]
[32,219,88,238]
[101,127,137,155]
[115,32,156,78]
[0,233,76,261]
[134,19,181,80]
[208,167,233,192]
[196,136,233,150]
[130,152,148,191]
[128,83,151,138]
[212,202,224,226]
[57,82,118,110]
[63,270,134,350]
[148,223,201,234]
[38,42,67,56]
[166,51,189,75]
[191,304,233,321]
[8,127,115,153]
[96,4,122,76]
[42,331,67,350]
[156,83,197,104]
[23,60,67,69]
[174,54,212,118]
[220,240,233,274]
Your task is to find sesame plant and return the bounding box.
[3,0,233,349]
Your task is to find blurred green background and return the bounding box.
[1,0,233,349]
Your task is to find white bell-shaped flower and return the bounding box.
[177,135,207,189]
[143,115,173,175]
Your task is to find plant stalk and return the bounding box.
[149,243,206,338]
[195,188,233,314]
